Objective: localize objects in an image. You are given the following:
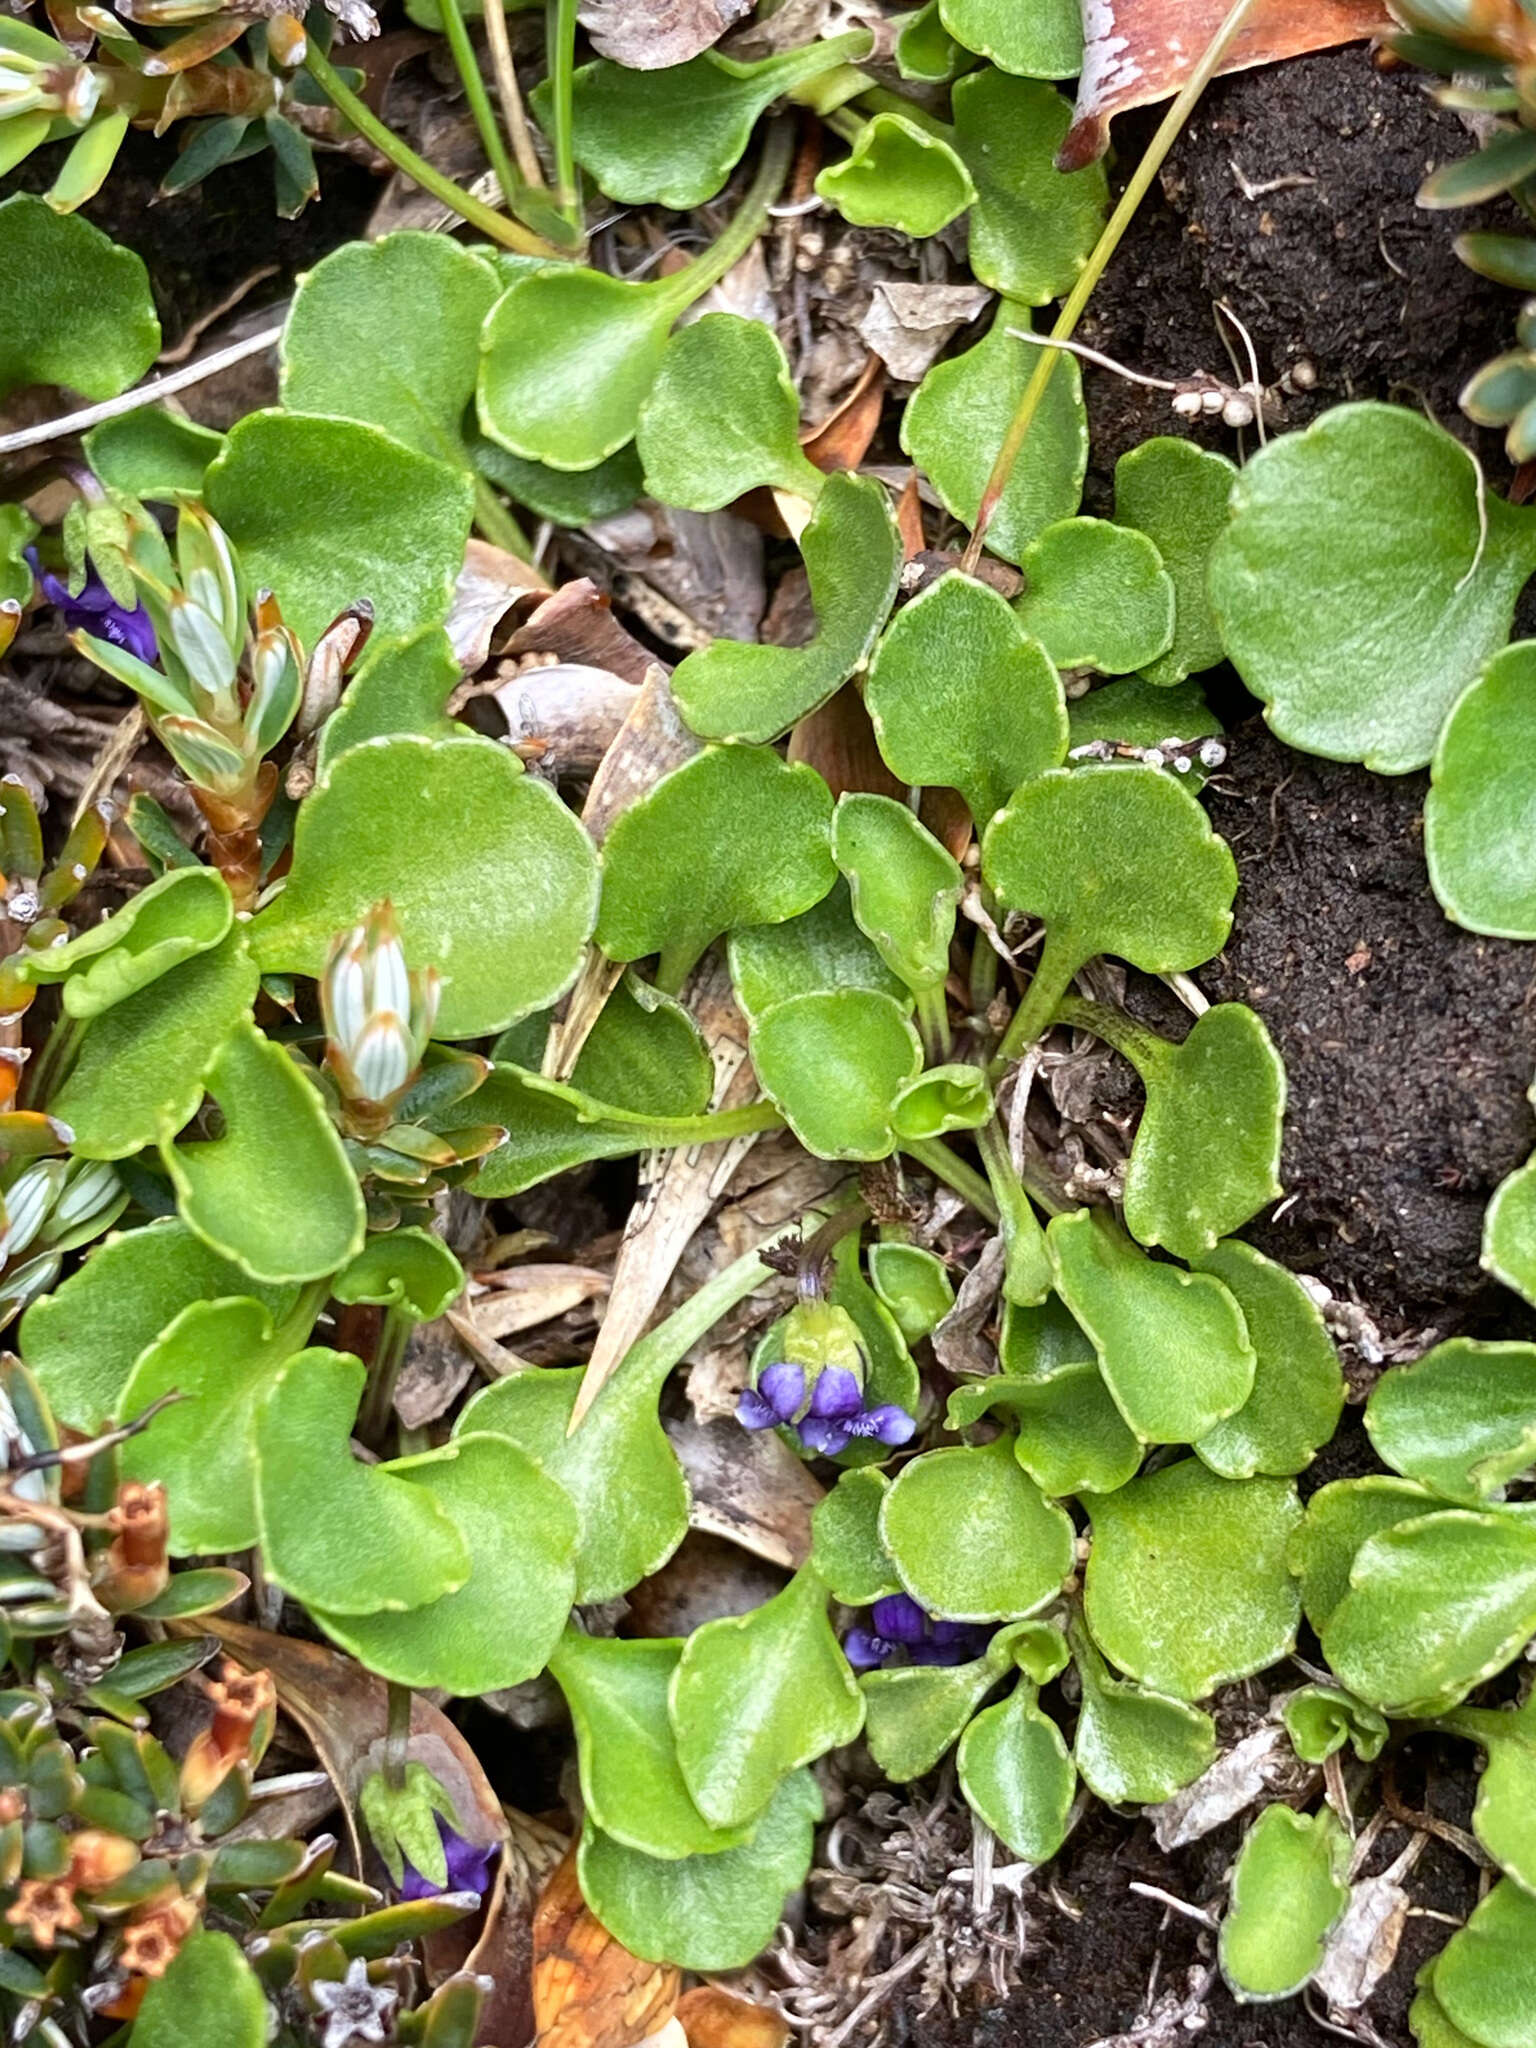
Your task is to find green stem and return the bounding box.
[359,1305,413,1446]
[383,1680,412,1792]
[275,1279,332,1357]
[993,938,1078,1068]
[969,884,1001,1024]
[1053,995,1168,1078]
[902,1135,1000,1223]
[654,939,703,997]
[436,0,528,221]
[852,82,954,140]
[959,0,1263,573]
[473,475,532,557]
[546,0,580,230]
[302,42,564,258]
[627,1099,786,1147]
[21,1008,83,1109]
[655,118,796,317]
[977,1113,1056,1298]
[916,983,952,1064]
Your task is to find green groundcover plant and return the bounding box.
[3,0,1536,2040]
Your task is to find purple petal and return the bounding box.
[871,1593,928,1644]
[98,602,159,664]
[757,1360,806,1422]
[736,1388,779,1431]
[808,1365,862,1420]
[852,1403,917,1447]
[26,551,158,662]
[399,1820,496,1901]
[797,1415,854,1456]
[842,1628,887,1672]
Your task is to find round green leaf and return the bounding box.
[1428,640,1536,935]
[1114,438,1237,687]
[902,309,1088,567]
[473,434,644,526]
[1047,1209,1255,1446]
[252,734,599,1039]
[596,744,834,990]
[1282,1686,1387,1766]
[571,971,712,1119]
[939,0,1080,73]
[880,1433,1075,1622]
[206,411,474,650]
[1071,1624,1216,1804]
[810,1467,901,1605]
[1322,1507,1536,1714]
[832,792,961,996]
[83,409,224,501]
[577,1768,822,1972]
[1433,1880,1536,2048]
[549,1632,748,1859]
[729,874,910,1021]
[1367,1337,1536,1505]
[750,989,922,1160]
[1068,675,1223,767]
[1084,1461,1302,1700]
[0,193,159,400]
[1485,1151,1536,1306]
[1015,517,1176,676]
[280,231,501,469]
[952,73,1106,305]
[1219,1805,1351,2003]
[1191,1240,1345,1480]
[636,312,824,510]
[670,1567,864,1830]
[161,1021,364,1285]
[313,1433,577,1693]
[20,1218,296,1435]
[119,1298,317,1554]
[49,929,259,1162]
[861,1629,1019,1782]
[1209,403,1536,772]
[255,1350,470,1615]
[817,112,976,237]
[1285,1475,1440,1635]
[332,1229,464,1322]
[865,570,1068,827]
[1441,1692,1536,1893]
[957,1682,1075,1863]
[133,1931,265,2048]
[671,473,902,743]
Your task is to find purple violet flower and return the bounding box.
[844,1596,993,1672]
[737,1360,805,1431]
[399,1816,497,1902]
[808,1366,863,1420]
[736,1357,916,1458]
[26,549,157,664]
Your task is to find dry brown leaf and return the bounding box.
[801,353,886,473]
[894,473,926,561]
[1064,0,1392,168]
[858,282,992,385]
[447,539,550,671]
[676,1986,792,2048]
[533,1847,681,2048]
[788,683,905,803]
[495,662,642,773]
[504,580,662,688]
[919,785,975,862]
[471,1263,612,1340]
[668,1412,824,1570]
[578,0,751,68]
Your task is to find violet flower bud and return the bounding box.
[27,551,157,666]
[399,1816,497,1902]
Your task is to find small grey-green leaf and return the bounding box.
[1220,1805,1351,2002]
[832,792,961,995]
[750,989,922,1160]
[956,1681,1075,1862]
[1114,438,1237,687]
[0,194,159,400]
[880,1433,1075,1622]
[637,312,823,511]
[1016,517,1175,676]
[1191,1240,1345,1480]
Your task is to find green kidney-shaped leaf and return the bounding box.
[1015,517,1175,676]
[1070,1622,1216,1804]
[865,570,1068,827]
[1286,1475,1440,1635]
[596,744,834,991]
[1047,1208,1254,1445]
[940,0,1080,73]
[751,989,922,1161]
[1209,404,1536,772]
[1114,438,1237,687]
[636,312,823,511]
[1084,1461,1302,1700]
[549,1632,750,1860]
[729,875,910,1021]
[902,309,1088,568]
[817,112,976,237]
[1366,1338,1536,1505]
[83,408,224,502]
[577,1768,821,1973]
[1427,640,1536,936]
[0,193,159,400]
[672,473,902,743]
[1432,1879,1536,2048]
[132,1931,265,2048]
[473,433,643,526]
[280,231,500,470]
[947,1362,1142,1498]
[119,1297,315,1553]
[313,1433,577,1693]
[14,866,231,1020]
[811,1468,901,1605]
[983,765,1237,1045]
[317,626,461,773]
[880,1433,1074,1622]
[331,1228,463,1322]
[571,970,712,1119]
[253,734,599,1039]
[1321,1507,1536,1714]
[1116,1002,1286,1261]
[670,1566,864,1830]
[255,1350,469,1615]
[161,1022,363,1284]
[1220,1805,1351,2003]
[206,412,474,650]
[19,1218,295,1434]
[832,792,961,996]
[1438,1691,1536,1894]
[952,73,1106,304]
[1191,1240,1345,1480]
[957,1681,1075,1863]
[49,929,258,1161]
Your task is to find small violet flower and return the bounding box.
[736,1360,915,1458]
[843,1594,993,1673]
[25,549,157,665]
[399,1815,497,1902]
